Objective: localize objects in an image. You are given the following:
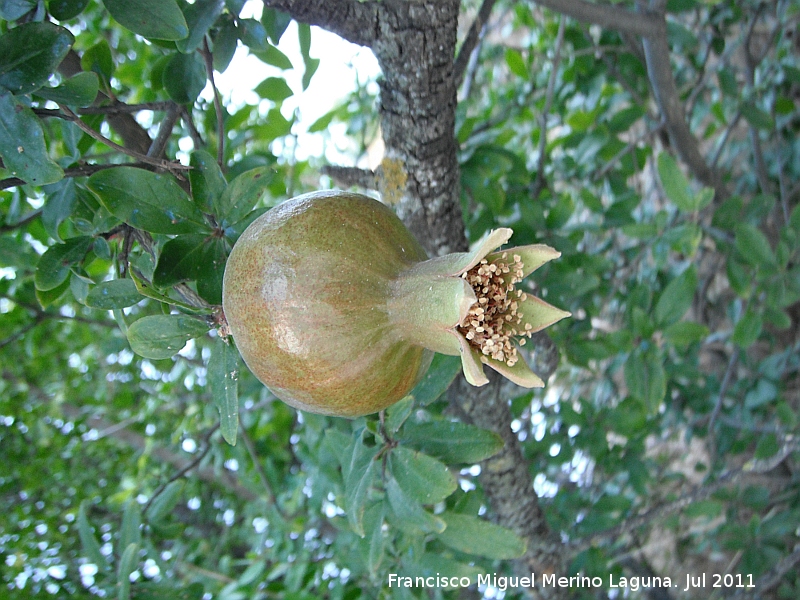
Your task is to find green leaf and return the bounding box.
[177,0,224,53]
[436,512,526,559]
[189,149,227,214]
[42,178,77,242]
[0,21,74,94]
[717,67,738,96]
[126,314,211,359]
[88,167,207,234]
[117,542,138,600]
[663,321,709,347]
[406,353,461,406]
[35,236,94,291]
[740,101,774,130]
[624,345,666,413]
[398,420,503,464]
[129,270,213,314]
[119,501,142,552]
[683,500,723,519]
[211,18,238,73]
[735,223,775,267]
[153,234,212,288]
[504,48,527,78]
[195,237,227,305]
[162,51,207,104]
[102,0,188,41]
[307,107,336,133]
[81,40,114,82]
[77,501,110,570]
[86,279,143,310]
[0,0,36,20]
[406,553,483,583]
[694,186,714,210]
[733,307,762,348]
[217,166,274,225]
[384,396,414,434]
[385,476,445,534]
[657,153,694,212]
[145,481,184,523]
[388,447,456,505]
[254,44,293,70]
[364,502,386,575]
[48,0,91,20]
[238,18,268,50]
[302,56,319,91]
[262,8,291,44]
[754,433,779,459]
[0,91,64,185]
[253,107,292,141]
[34,71,99,106]
[654,265,697,327]
[255,76,293,103]
[209,340,239,445]
[36,276,70,308]
[342,430,379,537]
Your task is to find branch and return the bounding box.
[77,101,175,115]
[261,0,380,47]
[641,9,728,200]
[0,162,178,192]
[58,105,190,173]
[201,37,225,166]
[320,165,377,190]
[530,0,661,38]
[533,15,566,199]
[454,0,497,88]
[147,102,182,159]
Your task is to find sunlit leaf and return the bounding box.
[102,0,188,40]
[209,339,239,445]
[436,512,526,559]
[86,278,143,310]
[88,167,208,234]
[126,314,211,359]
[388,446,456,505]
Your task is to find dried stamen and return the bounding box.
[456,254,533,367]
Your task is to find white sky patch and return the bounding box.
[206,1,380,161]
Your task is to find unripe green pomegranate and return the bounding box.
[222,190,569,417]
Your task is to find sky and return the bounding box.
[208,1,381,162]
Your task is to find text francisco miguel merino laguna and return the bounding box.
[387,572,747,592]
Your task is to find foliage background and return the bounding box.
[1,0,799,599]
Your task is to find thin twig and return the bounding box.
[320,165,377,190]
[77,101,175,115]
[142,424,219,517]
[0,208,42,230]
[454,0,497,89]
[202,37,225,166]
[57,104,190,173]
[707,347,740,447]
[238,424,290,519]
[180,106,205,150]
[147,103,181,159]
[0,162,132,191]
[533,15,566,199]
[531,0,661,38]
